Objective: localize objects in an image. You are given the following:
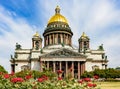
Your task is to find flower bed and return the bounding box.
[0,70,100,89]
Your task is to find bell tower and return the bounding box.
[32,32,42,50]
[78,32,90,53]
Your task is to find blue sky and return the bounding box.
[0,0,120,72]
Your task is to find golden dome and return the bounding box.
[48,6,68,24]
[82,32,87,37]
[33,32,40,37]
[81,32,89,39]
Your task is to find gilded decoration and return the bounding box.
[33,32,40,37]
[48,6,68,24]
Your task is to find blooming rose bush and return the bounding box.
[0,70,100,89]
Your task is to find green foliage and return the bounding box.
[15,69,31,78]
[81,68,120,79]
[0,65,7,73]
[15,69,57,79]
[116,66,120,70]
[32,70,41,79]
[93,69,106,78]
[32,70,57,79]
[81,71,93,78]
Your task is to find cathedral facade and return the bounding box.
[10,6,108,79]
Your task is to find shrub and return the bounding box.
[0,65,7,73]
[15,69,31,78]
[81,71,93,78]
[15,69,57,80]
[81,68,120,79]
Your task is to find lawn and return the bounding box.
[97,82,120,89]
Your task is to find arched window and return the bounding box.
[35,41,39,50]
[84,41,87,49]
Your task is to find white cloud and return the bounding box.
[101,32,120,67]
[0,6,37,72]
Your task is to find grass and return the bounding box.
[97,82,120,89]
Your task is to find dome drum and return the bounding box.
[44,22,73,36]
[44,32,72,47]
[43,28,73,37]
[43,31,73,37]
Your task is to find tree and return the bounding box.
[0,65,7,73]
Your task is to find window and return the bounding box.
[92,65,99,71]
[58,34,61,44]
[21,65,29,71]
[35,41,39,50]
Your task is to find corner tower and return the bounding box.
[78,32,90,53]
[43,6,73,47]
[32,32,42,50]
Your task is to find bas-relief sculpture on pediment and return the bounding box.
[42,49,85,58]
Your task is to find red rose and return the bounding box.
[78,80,83,84]
[42,75,49,80]
[87,83,97,87]
[25,75,32,80]
[37,75,49,82]
[57,70,63,74]
[83,78,91,82]
[87,83,93,87]
[93,84,97,87]
[94,75,99,79]
[11,78,24,83]
[37,78,44,82]
[58,77,62,80]
[4,74,10,79]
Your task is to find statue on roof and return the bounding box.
[15,43,21,50]
[98,44,104,51]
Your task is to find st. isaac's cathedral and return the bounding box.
[10,6,108,79]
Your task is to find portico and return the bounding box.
[40,60,85,79]
[39,48,86,79]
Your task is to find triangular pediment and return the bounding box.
[41,48,86,58]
